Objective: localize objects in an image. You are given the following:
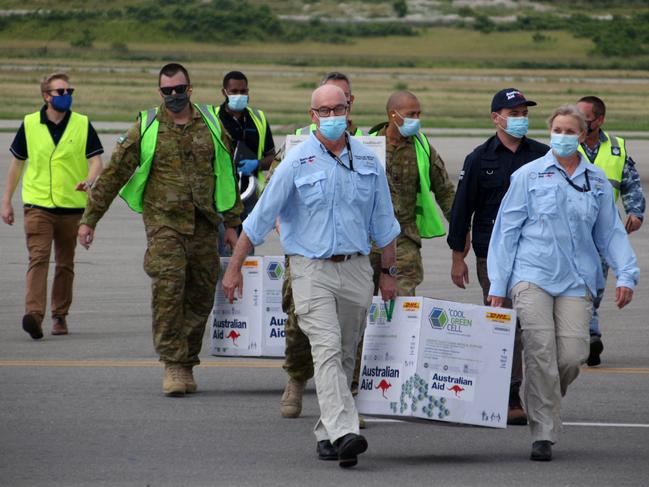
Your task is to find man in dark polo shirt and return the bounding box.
[1,72,103,339]
[447,88,549,425]
[216,70,275,223]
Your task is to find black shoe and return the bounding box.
[587,336,604,367]
[22,313,43,340]
[316,440,337,461]
[334,433,368,468]
[530,441,552,461]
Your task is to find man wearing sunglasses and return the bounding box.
[2,72,104,339]
[77,63,243,396]
[222,84,400,468]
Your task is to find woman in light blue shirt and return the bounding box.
[487,105,639,462]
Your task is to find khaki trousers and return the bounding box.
[290,254,373,443]
[477,257,523,406]
[511,282,592,443]
[23,208,82,319]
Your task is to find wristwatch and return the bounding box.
[381,265,398,277]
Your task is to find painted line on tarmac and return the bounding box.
[363,418,649,428]
[0,359,283,369]
[581,367,649,375]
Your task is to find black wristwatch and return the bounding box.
[381,265,398,277]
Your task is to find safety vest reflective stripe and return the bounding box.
[22,111,89,208]
[578,131,625,201]
[118,104,237,213]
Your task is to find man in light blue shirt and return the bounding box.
[223,84,400,469]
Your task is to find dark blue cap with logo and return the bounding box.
[491,88,537,112]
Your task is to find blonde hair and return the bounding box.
[547,104,587,133]
[40,72,69,94]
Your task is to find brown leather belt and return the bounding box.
[328,253,361,262]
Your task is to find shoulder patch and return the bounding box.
[117,134,127,145]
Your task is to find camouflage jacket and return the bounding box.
[80,104,243,236]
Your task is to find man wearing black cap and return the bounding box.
[447,88,549,425]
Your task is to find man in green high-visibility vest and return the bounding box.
[576,95,645,367]
[1,71,104,340]
[77,63,243,396]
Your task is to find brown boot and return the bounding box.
[22,313,43,340]
[51,315,68,336]
[182,366,197,393]
[280,377,306,418]
[163,364,186,396]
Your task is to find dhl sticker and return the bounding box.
[243,260,259,268]
[402,301,420,311]
[485,312,512,323]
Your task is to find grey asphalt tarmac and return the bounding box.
[1,132,648,486]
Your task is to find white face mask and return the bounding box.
[227,94,248,112]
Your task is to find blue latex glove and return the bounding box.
[237,159,259,176]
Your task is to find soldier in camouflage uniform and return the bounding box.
[348,90,455,394]
[78,63,242,396]
[275,72,363,419]
[576,96,645,366]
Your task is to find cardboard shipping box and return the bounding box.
[210,256,287,357]
[357,296,516,428]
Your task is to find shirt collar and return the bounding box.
[541,149,594,177]
[309,131,350,159]
[39,104,71,126]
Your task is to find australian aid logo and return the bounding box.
[212,316,248,347]
[360,363,400,400]
[428,370,476,402]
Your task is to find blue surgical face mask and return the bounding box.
[551,133,580,158]
[502,115,528,139]
[396,111,421,137]
[51,94,73,112]
[227,94,248,112]
[318,115,347,141]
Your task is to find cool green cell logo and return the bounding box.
[266,261,284,280]
[429,307,448,329]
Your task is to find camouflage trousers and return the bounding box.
[143,216,220,367]
[351,239,424,393]
[282,257,314,382]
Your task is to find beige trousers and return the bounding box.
[290,254,373,443]
[511,281,592,443]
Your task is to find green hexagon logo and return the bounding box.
[429,307,448,329]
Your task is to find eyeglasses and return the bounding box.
[159,84,189,96]
[311,104,348,117]
[47,88,75,96]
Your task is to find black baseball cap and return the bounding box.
[491,88,537,112]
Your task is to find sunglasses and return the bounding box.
[47,88,75,96]
[159,84,189,96]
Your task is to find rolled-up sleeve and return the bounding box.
[593,182,640,289]
[242,158,294,246]
[369,164,401,248]
[487,172,528,297]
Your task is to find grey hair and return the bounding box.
[320,71,352,92]
[547,104,587,133]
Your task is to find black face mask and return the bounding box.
[586,120,596,135]
[163,92,190,113]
